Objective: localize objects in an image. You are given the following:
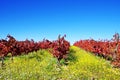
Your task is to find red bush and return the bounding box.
[0,35,70,62]
[73,33,120,67]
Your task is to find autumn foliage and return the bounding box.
[74,33,120,67]
[0,35,70,62]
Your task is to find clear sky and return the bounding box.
[0,0,120,44]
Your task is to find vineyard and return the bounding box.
[0,34,120,79]
[74,33,120,67]
[1,34,120,67]
[0,35,70,65]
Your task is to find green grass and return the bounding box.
[0,46,120,80]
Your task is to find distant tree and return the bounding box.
[112,33,120,61]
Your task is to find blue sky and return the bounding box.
[0,0,120,44]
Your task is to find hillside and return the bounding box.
[0,46,120,80]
